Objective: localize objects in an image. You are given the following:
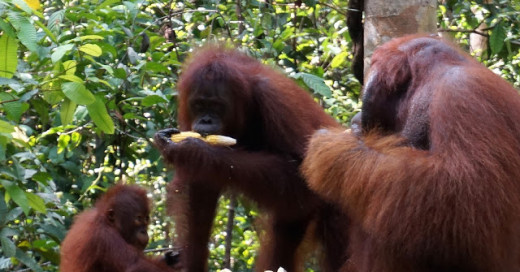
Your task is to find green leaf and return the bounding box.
[0,236,16,257]
[60,98,76,125]
[12,0,33,14]
[59,74,84,83]
[0,35,18,79]
[48,10,65,33]
[61,82,95,105]
[0,19,17,38]
[295,73,332,97]
[80,35,104,41]
[96,0,121,11]
[63,60,77,75]
[57,133,70,154]
[331,51,348,68]
[490,21,506,55]
[144,62,169,73]
[5,207,23,222]
[79,44,102,57]
[8,12,38,52]
[15,249,44,272]
[34,20,57,43]
[142,95,168,106]
[0,120,15,133]
[1,180,30,215]
[25,192,46,213]
[42,90,64,105]
[51,44,74,63]
[86,96,115,134]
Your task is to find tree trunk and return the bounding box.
[364,0,437,74]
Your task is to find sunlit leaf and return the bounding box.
[23,0,41,11]
[26,192,46,213]
[80,35,104,41]
[63,60,77,75]
[60,98,76,125]
[51,44,74,63]
[86,96,115,134]
[0,35,18,79]
[0,120,15,133]
[79,44,102,57]
[61,82,95,105]
[59,74,84,83]
[331,51,348,68]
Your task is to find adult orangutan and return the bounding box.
[302,34,520,271]
[154,45,349,271]
[60,184,178,272]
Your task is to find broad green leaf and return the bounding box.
[59,74,83,83]
[5,207,23,222]
[61,82,95,105]
[331,51,348,68]
[144,62,169,73]
[295,73,332,97]
[51,44,74,63]
[0,19,16,38]
[96,0,121,11]
[80,35,104,41]
[13,0,34,13]
[79,44,102,57]
[26,192,46,213]
[1,180,30,215]
[0,236,16,257]
[48,10,65,33]
[490,21,506,55]
[0,35,18,79]
[63,60,77,75]
[142,95,168,106]
[0,98,27,123]
[0,120,15,133]
[15,249,44,272]
[42,90,65,105]
[86,96,115,134]
[60,98,76,125]
[8,12,37,52]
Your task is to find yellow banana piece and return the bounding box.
[204,135,237,146]
[170,131,237,146]
[170,131,202,142]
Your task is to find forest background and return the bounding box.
[0,0,519,271]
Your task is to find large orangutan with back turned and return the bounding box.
[154,46,349,271]
[302,34,520,271]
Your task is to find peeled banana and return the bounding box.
[170,131,237,146]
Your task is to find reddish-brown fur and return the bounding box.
[60,185,177,272]
[302,35,520,272]
[154,46,349,271]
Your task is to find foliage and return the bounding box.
[0,0,518,271]
[438,0,520,87]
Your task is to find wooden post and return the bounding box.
[364,0,437,74]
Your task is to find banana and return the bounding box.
[170,131,237,146]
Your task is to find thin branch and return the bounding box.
[318,1,347,16]
[0,98,19,104]
[224,194,237,269]
[438,28,490,37]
